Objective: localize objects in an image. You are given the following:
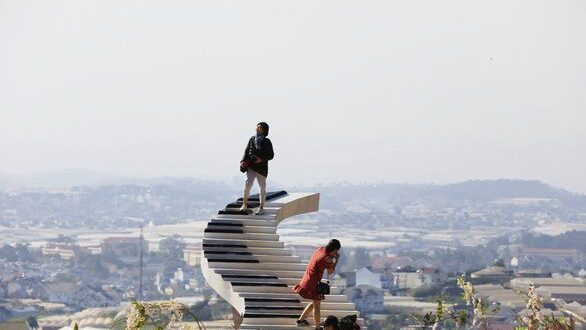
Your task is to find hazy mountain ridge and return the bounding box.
[311,179,584,201]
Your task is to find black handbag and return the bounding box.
[317,280,330,295]
[317,271,331,295]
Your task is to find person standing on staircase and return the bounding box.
[294,239,341,329]
[239,122,274,215]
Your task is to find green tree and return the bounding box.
[159,235,186,261]
[344,247,370,271]
[494,258,506,267]
[0,245,17,261]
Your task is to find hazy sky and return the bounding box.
[1,1,585,192]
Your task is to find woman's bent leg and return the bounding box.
[299,302,313,320]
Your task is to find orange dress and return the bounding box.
[292,247,335,301]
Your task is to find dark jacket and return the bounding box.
[242,136,274,177]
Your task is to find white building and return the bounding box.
[174,268,184,282]
[356,267,383,289]
[183,245,202,266]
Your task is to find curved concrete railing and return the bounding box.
[201,191,364,329]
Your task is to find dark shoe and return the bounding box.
[296,319,310,327]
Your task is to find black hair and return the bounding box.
[323,315,339,328]
[325,239,341,253]
[257,122,269,136]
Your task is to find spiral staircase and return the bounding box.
[201,191,364,329]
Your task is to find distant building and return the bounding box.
[183,245,202,266]
[518,248,583,264]
[419,267,442,286]
[392,266,440,289]
[511,276,586,304]
[392,266,422,289]
[85,244,102,255]
[471,266,514,283]
[346,285,385,313]
[41,244,77,260]
[356,267,383,289]
[515,269,551,278]
[45,282,77,305]
[331,271,356,290]
[355,266,391,289]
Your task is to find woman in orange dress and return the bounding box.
[293,239,341,329]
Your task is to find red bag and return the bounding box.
[240,160,249,173]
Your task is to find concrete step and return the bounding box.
[249,247,293,256]
[245,301,303,308]
[223,207,279,215]
[203,246,293,256]
[244,308,357,318]
[245,306,303,312]
[206,224,276,234]
[234,286,296,294]
[239,293,350,303]
[206,253,300,263]
[214,268,305,279]
[210,218,276,227]
[302,302,357,311]
[203,232,279,241]
[203,238,284,249]
[204,228,244,234]
[225,203,280,214]
[254,255,300,263]
[204,252,258,261]
[278,278,303,286]
[216,214,276,221]
[232,282,288,288]
[244,300,356,311]
[243,226,277,234]
[244,297,301,304]
[237,191,288,203]
[241,315,365,327]
[207,261,306,271]
[233,285,342,295]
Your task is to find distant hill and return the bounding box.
[309,179,586,210]
[2,172,584,208]
[427,179,576,200]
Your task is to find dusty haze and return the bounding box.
[1,1,585,192]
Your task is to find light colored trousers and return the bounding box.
[243,169,267,206]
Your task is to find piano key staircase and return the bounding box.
[201,191,365,329]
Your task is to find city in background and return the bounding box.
[1,174,585,328]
